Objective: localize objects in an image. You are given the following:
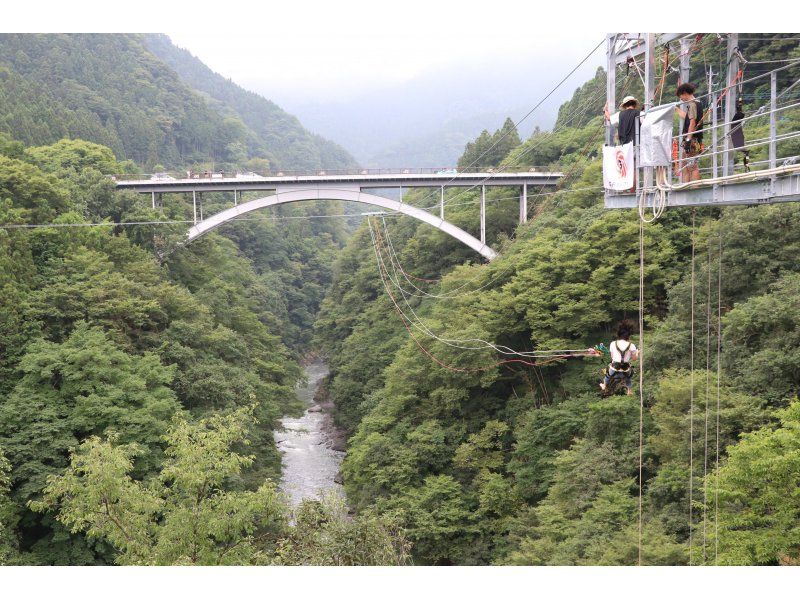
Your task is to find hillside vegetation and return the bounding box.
[314,33,800,565]
[0,33,402,565]
[0,33,356,171]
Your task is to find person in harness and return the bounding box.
[675,83,706,182]
[596,320,639,395]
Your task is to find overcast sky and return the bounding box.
[165,30,605,104]
[165,17,607,166]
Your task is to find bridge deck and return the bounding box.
[116,171,563,194]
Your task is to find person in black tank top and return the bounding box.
[676,83,704,182]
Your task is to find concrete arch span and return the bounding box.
[185,187,498,261]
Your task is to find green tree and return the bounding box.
[273,497,411,565]
[0,450,17,564]
[0,323,180,507]
[31,407,285,565]
[25,139,121,175]
[709,401,800,565]
[387,474,475,564]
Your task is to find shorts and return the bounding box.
[684,140,704,167]
[603,366,633,390]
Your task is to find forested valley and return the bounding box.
[0,33,404,565]
[1,33,800,566]
[314,34,800,565]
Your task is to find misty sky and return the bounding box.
[165,28,605,166]
[167,31,604,105]
[155,2,615,166]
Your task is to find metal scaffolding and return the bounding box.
[604,33,800,210]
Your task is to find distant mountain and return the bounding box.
[143,34,357,171]
[0,33,356,170]
[365,110,537,168]
[277,53,601,167]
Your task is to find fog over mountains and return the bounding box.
[239,51,603,168]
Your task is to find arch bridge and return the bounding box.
[116,170,563,261]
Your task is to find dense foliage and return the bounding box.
[0,34,355,171]
[0,34,391,565]
[2,32,799,567]
[315,34,800,565]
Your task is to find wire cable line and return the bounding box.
[371,217,591,359]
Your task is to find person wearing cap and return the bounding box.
[603,95,641,145]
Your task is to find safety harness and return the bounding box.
[611,340,633,372]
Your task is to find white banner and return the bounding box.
[603,142,634,191]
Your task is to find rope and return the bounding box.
[703,235,712,563]
[627,45,647,88]
[368,217,568,373]
[657,45,670,105]
[670,67,800,180]
[638,211,645,566]
[715,232,723,565]
[689,209,696,565]
[374,217,591,359]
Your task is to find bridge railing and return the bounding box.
[111,166,551,182]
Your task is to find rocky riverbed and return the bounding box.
[274,358,346,507]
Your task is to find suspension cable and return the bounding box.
[368,217,569,373]
[373,217,591,358]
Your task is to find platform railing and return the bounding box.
[605,51,800,202]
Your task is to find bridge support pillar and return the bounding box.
[440,186,444,220]
[151,191,156,210]
[234,189,238,206]
[192,190,197,224]
[519,183,527,224]
[480,185,486,244]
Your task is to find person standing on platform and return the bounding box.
[675,83,705,182]
[604,95,642,145]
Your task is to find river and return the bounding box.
[274,358,346,507]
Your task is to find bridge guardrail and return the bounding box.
[111,166,551,182]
